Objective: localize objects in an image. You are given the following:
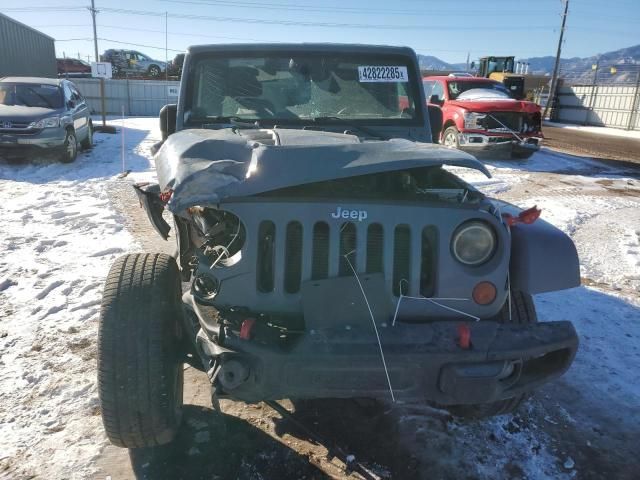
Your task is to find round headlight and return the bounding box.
[452,221,496,266]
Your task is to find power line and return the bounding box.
[43,24,563,57]
[97,7,558,31]
[38,25,571,57]
[54,37,94,42]
[3,6,85,11]
[155,0,557,17]
[54,36,184,53]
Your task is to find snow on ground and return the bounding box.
[0,118,157,479]
[453,147,640,453]
[543,120,640,140]
[1,120,639,479]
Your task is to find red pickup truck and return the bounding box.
[423,76,542,159]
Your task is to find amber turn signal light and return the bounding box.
[472,281,497,305]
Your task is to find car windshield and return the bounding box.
[184,51,421,125]
[0,83,63,109]
[447,81,512,100]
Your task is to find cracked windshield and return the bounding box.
[186,54,418,123]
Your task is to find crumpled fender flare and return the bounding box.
[133,183,171,240]
[509,219,580,294]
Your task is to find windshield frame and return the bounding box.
[180,49,426,128]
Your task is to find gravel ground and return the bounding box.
[542,125,640,165]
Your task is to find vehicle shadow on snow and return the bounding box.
[127,404,332,480]
[121,285,640,480]
[479,148,640,179]
[0,125,154,184]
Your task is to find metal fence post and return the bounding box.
[126,78,132,116]
[585,60,599,126]
[627,70,640,131]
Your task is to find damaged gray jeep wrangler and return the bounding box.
[98,44,580,449]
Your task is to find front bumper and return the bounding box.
[199,316,578,404]
[0,129,66,158]
[459,132,542,153]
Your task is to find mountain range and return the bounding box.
[418,44,640,83]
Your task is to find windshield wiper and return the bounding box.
[307,116,387,140]
[194,116,261,129]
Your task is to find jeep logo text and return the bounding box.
[330,206,368,222]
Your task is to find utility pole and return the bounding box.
[543,0,569,120]
[165,11,169,83]
[465,51,470,72]
[90,0,108,129]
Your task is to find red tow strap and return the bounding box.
[457,324,471,350]
[502,205,541,227]
[159,189,173,203]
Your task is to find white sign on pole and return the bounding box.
[167,85,179,97]
[91,62,112,79]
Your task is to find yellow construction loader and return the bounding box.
[477,56,549,100]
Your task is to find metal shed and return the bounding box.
[0,13,57,78]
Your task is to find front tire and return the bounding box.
[442,126,460,149]
[60,129,78,163]
[447,291,538,419]
[98,253,184,448]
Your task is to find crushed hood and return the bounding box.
[155,128,491,212]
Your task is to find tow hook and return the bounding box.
[218,358,250,390]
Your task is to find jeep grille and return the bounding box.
[256,220,437,297]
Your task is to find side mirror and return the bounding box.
[159,103,177,141]
[429,94,443,106]
[428,104,443,144]
[67,99,76,109]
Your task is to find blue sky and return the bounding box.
[3,0,639,64]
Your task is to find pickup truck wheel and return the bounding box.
[442,126,460,149]
[446,291,538,419]
[98,253,184,448]
[60,129,78,163]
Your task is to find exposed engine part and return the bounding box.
[257,166,482,204]
[218,359,250,390]
[188,207,246,267]
[193,274,219,300]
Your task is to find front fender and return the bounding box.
[133,183,171,240]
[509,218,580,294]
